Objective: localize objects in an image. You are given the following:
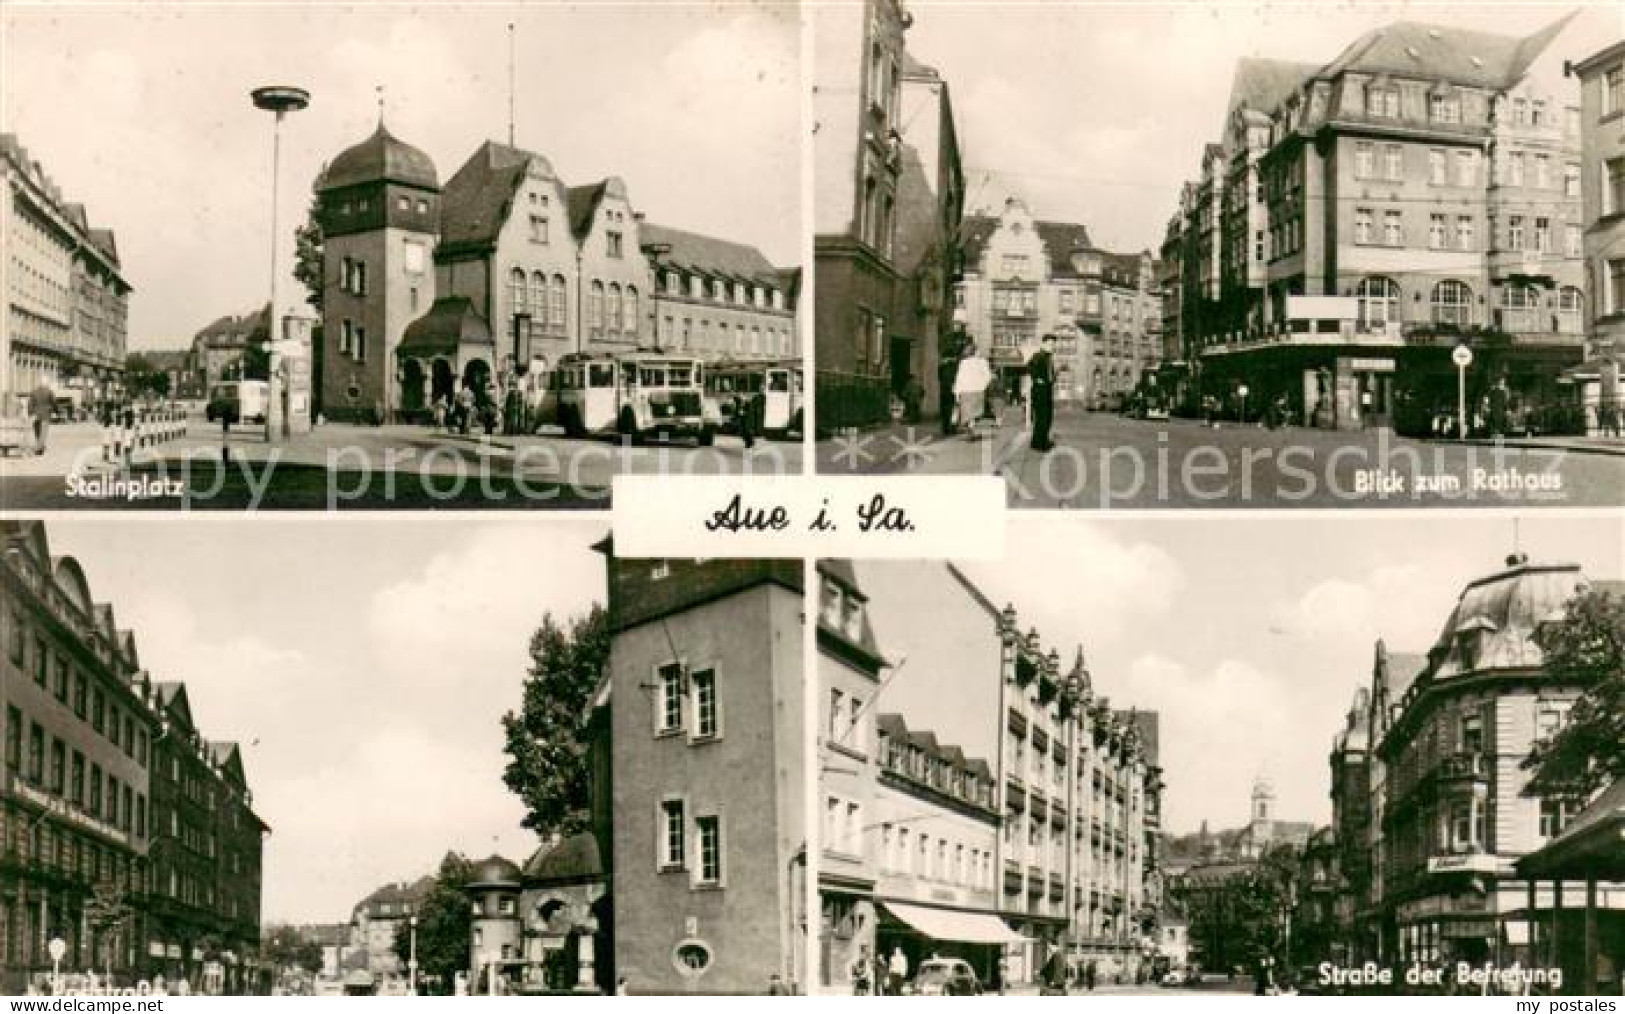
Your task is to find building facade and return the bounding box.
[642,223,798,361]
[1330,553,1625,970]
[0,521,264,995]
[2,135,130,411]
[957,198,1164,409]
[813,0,965,429]
[1165,18,1591,433]
[826,561,1164,990]
[190,308,269,393]
[1567,40,1625,430]
[603,551,806,995]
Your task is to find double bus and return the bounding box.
[704,358,804,439]
[538,351,717,445]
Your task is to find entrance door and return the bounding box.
[890,337,913,396]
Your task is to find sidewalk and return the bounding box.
[1454,434,1625,458]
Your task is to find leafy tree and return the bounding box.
[392,853,472,994]
[1523,587,1625,800]
[262,925,323,975]
[501,606,610,837]
[293,195,324,314]
[83,883,132,977]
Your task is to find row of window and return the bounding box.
[874,818,996,892]
[4,706,148,839]
[656,798,723,885]
[657,316,794,357]
[660,270,785,312]
[1350,276,1584,330]
[9,610,151,766]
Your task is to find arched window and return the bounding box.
[1355,276,1401,330]
[529,272,547,326]
[589,281,605,335]
[1431,280,1473,326]
[625,286,639,337]
[550,275,567,333]
[607,283,622,335]
[509,268,527,314]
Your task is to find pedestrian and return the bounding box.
[1085,960,1097,991]
[1029,334,1058,452]
[766,973,790,996]
[850,946,873,996]
[952,341,993,440]
[615,976,629,996]
[902,374,925,424]
[735,388,760,449]
[887,946,909,996]
[873,952,889,996]
[937,351,959,437]
[27,382,53,456]
[432,395,447,433]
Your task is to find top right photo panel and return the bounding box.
[811,1,1625,509]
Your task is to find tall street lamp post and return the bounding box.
[407,914,418,995]
[250,85,311,442]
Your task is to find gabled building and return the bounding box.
[190,307,269,392]
[641,223,797,361]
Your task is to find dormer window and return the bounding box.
[842,597,864,642]
[821,580,843,629]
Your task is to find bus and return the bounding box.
[704,358,803,439]
[205,380,270,425]
[538,352,717,445]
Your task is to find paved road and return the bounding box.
[816,408,1623,509]
[0,418,802,510]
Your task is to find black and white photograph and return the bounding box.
[812,1,1625,508]
[814,513,1623,995]
[0,2,802,509]
[0,518,817,995]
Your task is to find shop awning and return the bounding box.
[882,901,1030,946]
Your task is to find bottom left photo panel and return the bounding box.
[0,518,810,996]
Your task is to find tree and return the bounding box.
[501,605,610,838]
[293,195,324,314]
[392,853,473,994]
[83,883,133,978]
[1522,587,1625,800]
[262,925,323,976]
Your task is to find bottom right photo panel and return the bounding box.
[813,513,1623,997]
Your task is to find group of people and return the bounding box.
[848,945,916,996]
[430,383,502,437]
[934,333,1061,453]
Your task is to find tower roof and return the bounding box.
[318,123,439,193]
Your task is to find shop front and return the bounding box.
[875,900,1029,992]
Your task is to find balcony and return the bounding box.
[1049,872,1066,902]
[1004,859,1023,896]
[1027,866,1044,895]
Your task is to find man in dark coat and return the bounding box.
[937,352,959,437]
[1029,334,1058,452]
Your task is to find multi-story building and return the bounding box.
[814,0,965,429]
[1165,17,1590,432]
[1331,553,1624,969]
[0,521,265,995]
[956,199,1164,409]
[190,307,269,393]
[346,876,431,992]
[143,685,266,993]
[601,549,805,995]
[641,223,798,361]
[2,134,131,411]
[825,561,1163,989]
[1566,40,1625,431]
[312,124,796,424]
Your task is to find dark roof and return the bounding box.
[640,222,782,285]
[1429,557,1592,680]
[317,123,439,192]
[467,855,521,888]
[436,141,536,255]
[567,181,609,239]
[90,228,119,265]
[1225,57,1317,128]
[1317,15,1573,92]
[194,305,270,348]
[355,875,435,914]
[524,833,605,885]
[397,296,494,359]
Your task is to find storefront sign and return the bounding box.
[1345,358,1396,373]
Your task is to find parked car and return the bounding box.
[1160,968,1187,987]
[910,958,982,996]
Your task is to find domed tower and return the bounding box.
[465,855,522,992]
[313,119,439,422]
[1251,776,1275,824]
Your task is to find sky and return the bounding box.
[904,0,1623,254]
[44,518,609,925]
[0,0,800,349]
[857,513,1623,838]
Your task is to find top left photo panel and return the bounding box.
[0,1,804,511]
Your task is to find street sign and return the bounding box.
[1452,345,1473,368]
[48,938,66,962]
[1453,345,1473,441]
